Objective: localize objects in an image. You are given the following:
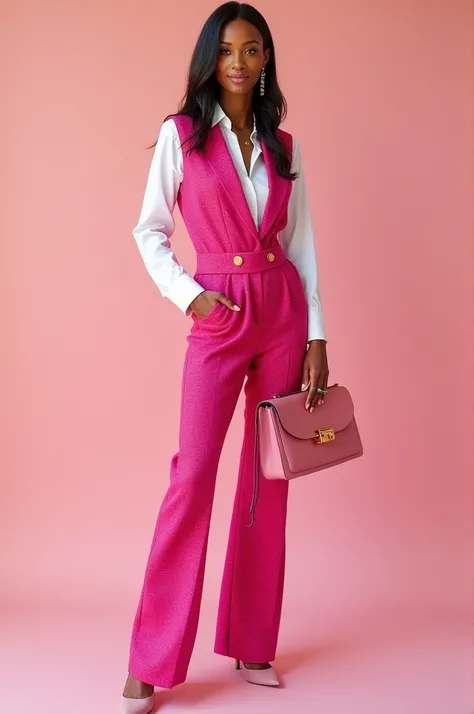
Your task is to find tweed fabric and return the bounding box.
[128,114,308,688]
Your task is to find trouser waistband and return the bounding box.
[195,244,286,274]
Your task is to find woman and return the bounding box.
[121,2,329,712]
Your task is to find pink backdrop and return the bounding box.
[1,1,473,712]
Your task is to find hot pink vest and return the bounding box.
[172,114,293,255]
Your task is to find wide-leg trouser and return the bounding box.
[128,257,308,688]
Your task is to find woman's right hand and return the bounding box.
[190,290,240,319]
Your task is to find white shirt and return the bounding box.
[132,103,326,342]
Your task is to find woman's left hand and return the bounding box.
[301,340,329,412]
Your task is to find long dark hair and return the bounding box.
[150,2,296,181]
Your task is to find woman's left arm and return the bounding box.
[279,137,329,411]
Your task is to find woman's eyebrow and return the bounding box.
[219,40,260,45]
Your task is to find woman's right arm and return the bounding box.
[132,118,205,314]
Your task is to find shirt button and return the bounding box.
[233,255,244,266]
[266,252,275,262]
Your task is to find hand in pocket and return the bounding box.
[190,291,240,319]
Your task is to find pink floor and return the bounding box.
[2,596,470,714]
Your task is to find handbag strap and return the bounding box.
[248,403,265,528]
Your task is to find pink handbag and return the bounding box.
[248,384,363,526]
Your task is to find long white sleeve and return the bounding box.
[132,119,205,314]
[279,138,326,342]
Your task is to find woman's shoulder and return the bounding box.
[158,114,195,146]
[150,116,177,148]
[277,127,300,156]
[277,126,292,142]
[164,113,193,131]
[159,114,180,135]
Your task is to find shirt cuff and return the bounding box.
[307,307,327,342]
[166,273,205,315]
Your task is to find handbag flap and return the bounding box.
[261,386,355,440]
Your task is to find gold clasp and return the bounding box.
[314,428,335,444]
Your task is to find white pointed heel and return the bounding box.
[119,693,154,714]
[234,659,280,687]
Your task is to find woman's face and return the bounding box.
[215,19,269,96]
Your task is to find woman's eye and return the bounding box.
[218,48,257,55]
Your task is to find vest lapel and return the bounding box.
[204,124,292,245]
[204,124,259,244]
[258,137,292,241]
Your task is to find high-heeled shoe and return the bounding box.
[119,693,154,714]
[235,659,280,687]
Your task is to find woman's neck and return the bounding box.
[218,93,253,131]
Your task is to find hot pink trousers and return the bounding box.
[128,247,308,688]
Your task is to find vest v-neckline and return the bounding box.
[208,123,275,244]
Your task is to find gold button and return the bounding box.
[233,255,243,266]
[266,252,275,262]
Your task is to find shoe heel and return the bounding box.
[235,658,241,670]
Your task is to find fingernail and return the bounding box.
[301,383,306,390]
[233,305,241,311]
[310,407,314,413]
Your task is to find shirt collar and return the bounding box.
[211,102,258,143]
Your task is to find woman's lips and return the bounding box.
[228,76,249,84]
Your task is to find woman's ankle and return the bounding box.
[122,673,154,698]
[242,661,271,670]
